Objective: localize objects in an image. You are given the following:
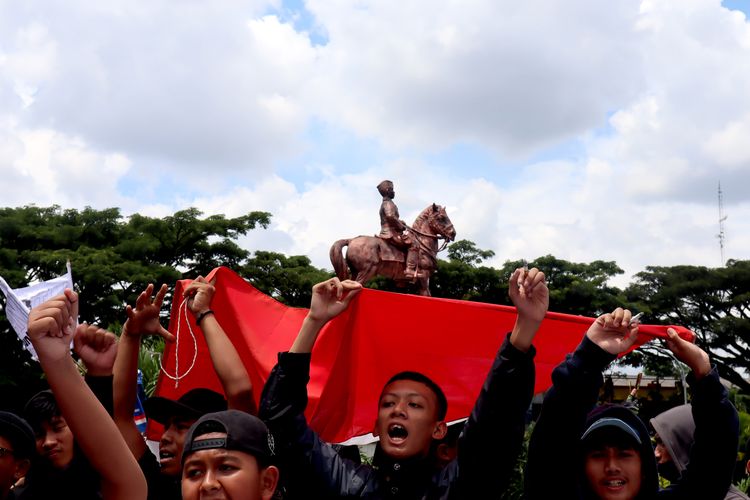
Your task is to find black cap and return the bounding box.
[182,410,275,463]
[144,388,227,425]
[0,411,35,460]
[581,417,642,445]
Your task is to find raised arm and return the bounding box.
[661,328,738,499]
[289,278,362,353]
[74,323,119,414]
[184,276,255,414]
[453,267,547,496]
[112,284,174,459]
[525,308,639,499]
[28,290,147,500]
[259,278,364,496]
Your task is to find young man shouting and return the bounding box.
[260,267,548,499]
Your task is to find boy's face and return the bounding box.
[35,416,74,469]
[181,432,279,500]
[373,380,446,460]
[160,416,197,477]
[584,445,642,500]
[0,435,30,493]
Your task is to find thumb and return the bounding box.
[159,326,176,343]
[66,289,79,322]
[73,323,87,353]
[340,286,362,307]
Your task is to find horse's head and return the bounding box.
[426,203,456,241]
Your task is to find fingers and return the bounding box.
[135,289,149,310]
[154,284,168,308]
[74,323,117,352]
[340,281,362,306]
[158,326,175,342]
[664,327,681,352]
[602,308,631,329]
[31,298,71,338]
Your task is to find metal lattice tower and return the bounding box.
[717,182,727,265]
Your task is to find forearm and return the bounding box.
[201,315,255,413]
[670,367,738,497]
[40,355,147,499]
[510,315,542,353]
[85,374,114,415]
[112,332,147,457]
[289,316,327,353]
[526,336,614,497]
[457,333,535,495]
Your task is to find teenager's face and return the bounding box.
[373,380,446,460]
[160,416,197,477]
[35,416,74,469]
[181,432,279,500]
[585,445,642,500]
[0,435,30,494]
[652,434,671,464]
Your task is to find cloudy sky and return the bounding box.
[2,0,749,286]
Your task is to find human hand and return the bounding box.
[73,323,118,377]
[665,327,711,379]
[586,308,639,355]
[123,284,174,341]
[508,267,549,324]
[27,289,78,363]
[307,278,362,325]
[183,276,215,316]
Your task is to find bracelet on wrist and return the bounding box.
[196,309,215,325]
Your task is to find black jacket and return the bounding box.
[259,333,535,499]
[525,336,739,500]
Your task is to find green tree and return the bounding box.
[624,260,750,392]
[447,239,496,265]
[241,251,332,307]
[0,205,271,407]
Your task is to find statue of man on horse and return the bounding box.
[329,180,456,296]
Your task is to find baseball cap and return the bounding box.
[581,417,642,445]
[144,388,227,425]
[0,411,35,460]
[182,410,275,463]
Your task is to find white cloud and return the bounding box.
[1,0,750,290]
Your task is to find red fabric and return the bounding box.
[149,266,693,443]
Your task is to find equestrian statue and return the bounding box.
[329,180,456,296]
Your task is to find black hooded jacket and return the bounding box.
[259,332,536,499]
[651,405,747,499]
[525,335,739,500]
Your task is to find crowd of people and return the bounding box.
[0,266,745,499]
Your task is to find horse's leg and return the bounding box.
[416,274,431,296]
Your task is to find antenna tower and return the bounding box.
[717,182,727,265]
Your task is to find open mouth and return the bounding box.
[603,479,626,488]
[387,423,408,441]
[160,450,176,463]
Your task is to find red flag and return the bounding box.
[149,266,692,443]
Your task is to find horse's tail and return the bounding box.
[330,239,351,280]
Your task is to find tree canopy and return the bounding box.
[2,206,749,405]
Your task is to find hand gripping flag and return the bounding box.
[149,266,693,444]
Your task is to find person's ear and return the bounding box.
[432,421,447,440]
[373,418,381,438]
[260,465,280,500]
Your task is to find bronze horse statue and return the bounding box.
[330,203,456,296]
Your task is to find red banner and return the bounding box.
[149,266,691,443]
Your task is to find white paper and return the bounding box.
[0,262,74,361]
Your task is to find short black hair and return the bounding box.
[23,390,61,436]
[382,371,447,421]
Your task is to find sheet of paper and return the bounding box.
[0,262,74,361]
